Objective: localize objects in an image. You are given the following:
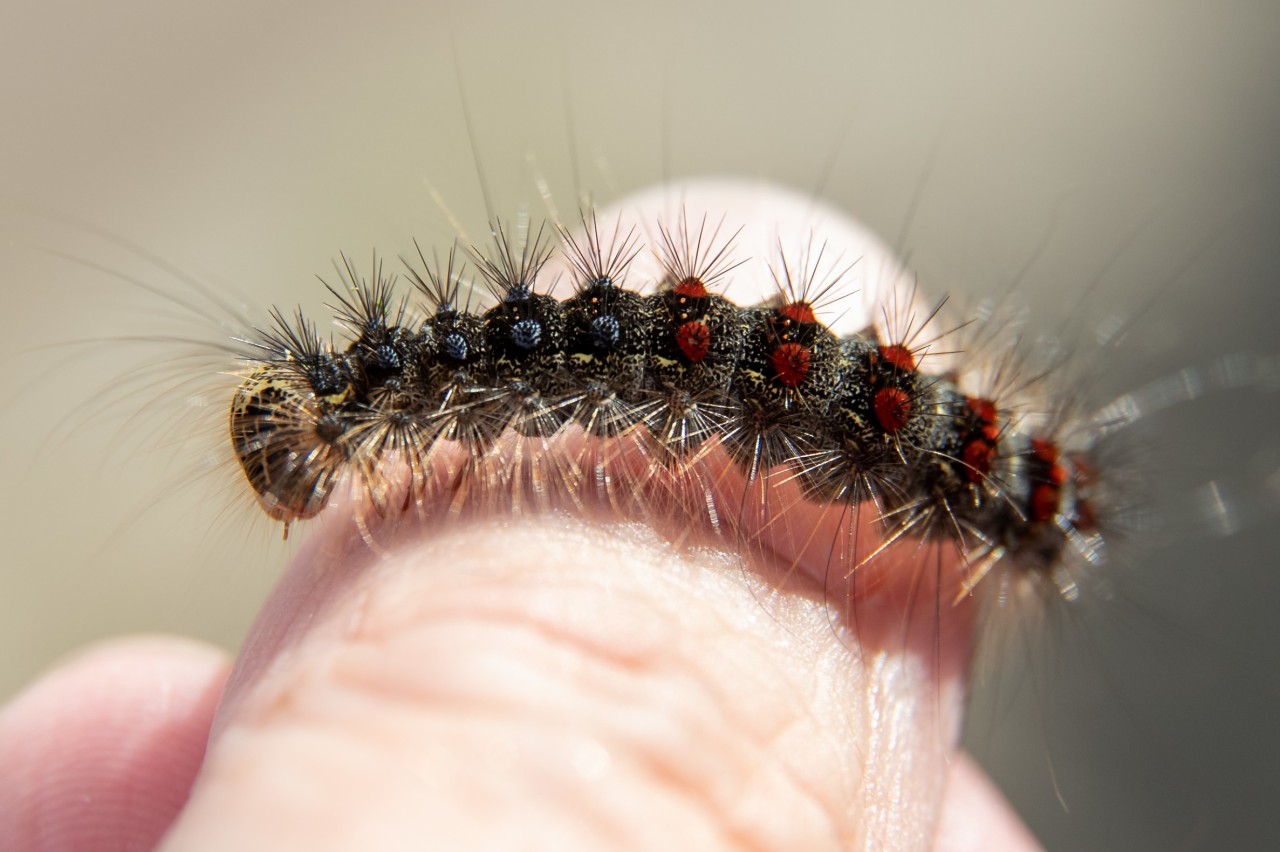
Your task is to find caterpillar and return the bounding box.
[226,188,1107,629]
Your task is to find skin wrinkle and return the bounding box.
[195,521,858,848]
[349,532,846,846]
[359,536,687,663]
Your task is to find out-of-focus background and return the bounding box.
[1,1,1278,848]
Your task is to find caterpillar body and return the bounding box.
[227,192,1106,616]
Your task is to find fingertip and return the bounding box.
[0,635,230,852]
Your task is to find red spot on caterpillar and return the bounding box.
[675,320,712,362]
[874,386,912,433]
[1030,437,1057,464]
[1027,438,1069,522]
[1031,483,1060,524]
[673,277,709,298]
[770,342,811,387]
[878,343,916,373]
[960,397,1000,481]
[967,397,997,424]
[1031,439,1069,487]
[962,437,996,483]
[966,396,1000,442]
[777,301,817,326]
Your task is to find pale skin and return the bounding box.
[0,183,1041,851]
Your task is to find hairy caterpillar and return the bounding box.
[225,190,1103,629]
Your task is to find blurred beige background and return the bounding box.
[1,1,1278,848]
